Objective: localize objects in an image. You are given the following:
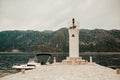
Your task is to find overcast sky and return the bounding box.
[0,0,120,31]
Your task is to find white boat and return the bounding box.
[12,54,52,70]
[12,57,41,70]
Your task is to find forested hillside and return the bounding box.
[0,28,120,52]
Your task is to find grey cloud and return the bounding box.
[0,0,120,31]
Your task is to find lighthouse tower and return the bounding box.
[62,18,86,65]
[69,18,79,57]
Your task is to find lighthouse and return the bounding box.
[69,18,79,57]
[62,18,86,65]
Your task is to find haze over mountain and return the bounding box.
[0,28,120,52]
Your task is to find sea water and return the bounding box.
[0,52,120,77]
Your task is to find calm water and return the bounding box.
[0,52,120,77]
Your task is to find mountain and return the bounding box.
[0,28,120,52]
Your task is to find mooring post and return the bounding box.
[90,56,92,63]
[53,57,56,63]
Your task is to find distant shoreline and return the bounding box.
[0,52,120,54]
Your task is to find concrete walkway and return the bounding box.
[1,63,120,80]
